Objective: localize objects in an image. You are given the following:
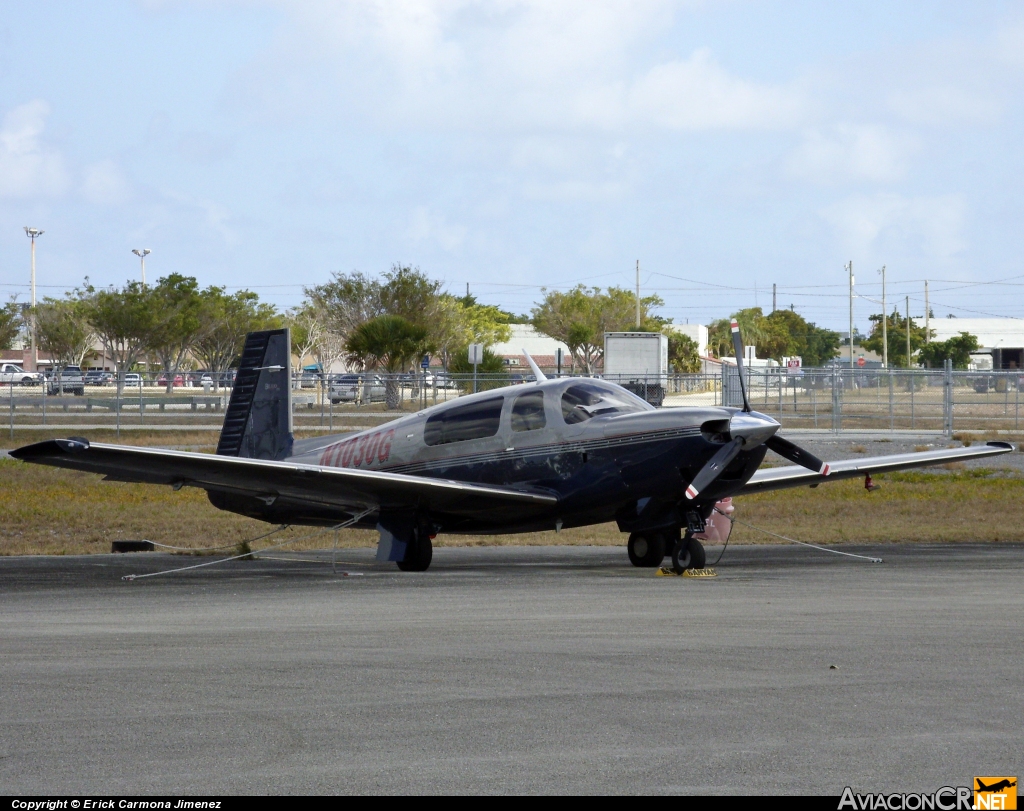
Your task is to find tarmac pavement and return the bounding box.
[0,543,1021,795]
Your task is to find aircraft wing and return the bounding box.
[9,439,559,515]
[738,440,1015,495]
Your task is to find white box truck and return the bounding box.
[603,332,668,406]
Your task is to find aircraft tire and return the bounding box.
[627,532,666,567]
[671,536,706,574]
[396,535,433,572]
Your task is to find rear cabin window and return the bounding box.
[560,382,651,424]
[511,390,546,432]
[424,397,504,446]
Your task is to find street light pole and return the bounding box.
[846,260,854,370]
[23,227,44,372]
[878,265,887,368]
[132,248,151,286]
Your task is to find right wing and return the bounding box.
[738,441,1014,495]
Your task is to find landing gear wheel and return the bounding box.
[396,534,433,572]
[627,532,666,567]
[671,536,706,574]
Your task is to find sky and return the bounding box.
[1,0,1023,334]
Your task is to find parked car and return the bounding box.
[424,371,460,390]
[298,370,323,388]
[157,373,185,387]
[122,373,143,387]
[83,370,114,387]
[47,365,85,396]
[329,374,387,404]
[0,363,44,386]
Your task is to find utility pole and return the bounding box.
[906,296,912,369]
[878,265,887,368]
[846,260,855,370]
[23,227,44,372]
[772,283,777,313]
[132,248,151,286]
[924,280,930,343]
[635,260,641,328]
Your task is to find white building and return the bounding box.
[930,318,1024,369]
[490,324,571,370]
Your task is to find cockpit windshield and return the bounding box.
[560,382,653,425]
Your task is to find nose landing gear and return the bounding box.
[671,534,706,574]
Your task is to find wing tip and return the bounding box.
[685,484,698,500]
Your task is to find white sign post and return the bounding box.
[468,343,484,393]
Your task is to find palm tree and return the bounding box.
[345,315,430,409]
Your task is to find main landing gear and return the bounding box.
[627,529,705,573]
[396,525,433,572]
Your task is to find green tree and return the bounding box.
[863,309,931,367]
[194,288,280,389]
[917,332,979,369]
[531,285,664,373]
[345,315,431,409]
[448,346,509,391]
[0,298,22,350]
[148,274,203,393]
[82,281,159,392]
[707,308,839,366]
[34,291,96,368]
[762,309,840,366]
[664,331,701,373]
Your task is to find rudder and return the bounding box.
[216,328,293,460]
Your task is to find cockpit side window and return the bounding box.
[424,396,504,446]
[511,390,546,432]
[560,382,652,424]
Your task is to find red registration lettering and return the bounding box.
[377,429,394,464]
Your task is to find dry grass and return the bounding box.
[851,445,867,453]
[3,458,1024,556]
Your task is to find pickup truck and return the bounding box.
[48,365,85,396]
[0,363,44,386]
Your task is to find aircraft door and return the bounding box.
[504,389,557,482]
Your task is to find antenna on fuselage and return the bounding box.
[521,350,548,383]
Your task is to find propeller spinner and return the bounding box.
[685,320,830,500]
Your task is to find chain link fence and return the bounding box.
[6,364,1022,439]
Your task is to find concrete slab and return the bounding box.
[0,544,1020,794]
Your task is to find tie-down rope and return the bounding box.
[712,506,883,564]
[122,508,375,581]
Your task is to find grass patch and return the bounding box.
[3,459,1024,556]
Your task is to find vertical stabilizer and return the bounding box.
[216,328,293,460]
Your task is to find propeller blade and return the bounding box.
[765,435,831,476]
[685,437,744,500]
[730,319,751,412]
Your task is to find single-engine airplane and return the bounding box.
[11,323,1014,572]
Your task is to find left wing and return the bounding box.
[738,441,1014,495]
[10,439,558,515]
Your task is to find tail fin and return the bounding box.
[216,328,293,460]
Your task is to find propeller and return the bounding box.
[684,437,743,500]
[764,434,830,476]
[684,319,831,500]
[730,319,751,412]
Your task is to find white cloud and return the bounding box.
[81,160,132,205]
[626,49,804,131]
[236,2,802,134]
[0,100,68,199]
[406,206,467,251]
[787,125,915,184]
[821,193,967,262]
